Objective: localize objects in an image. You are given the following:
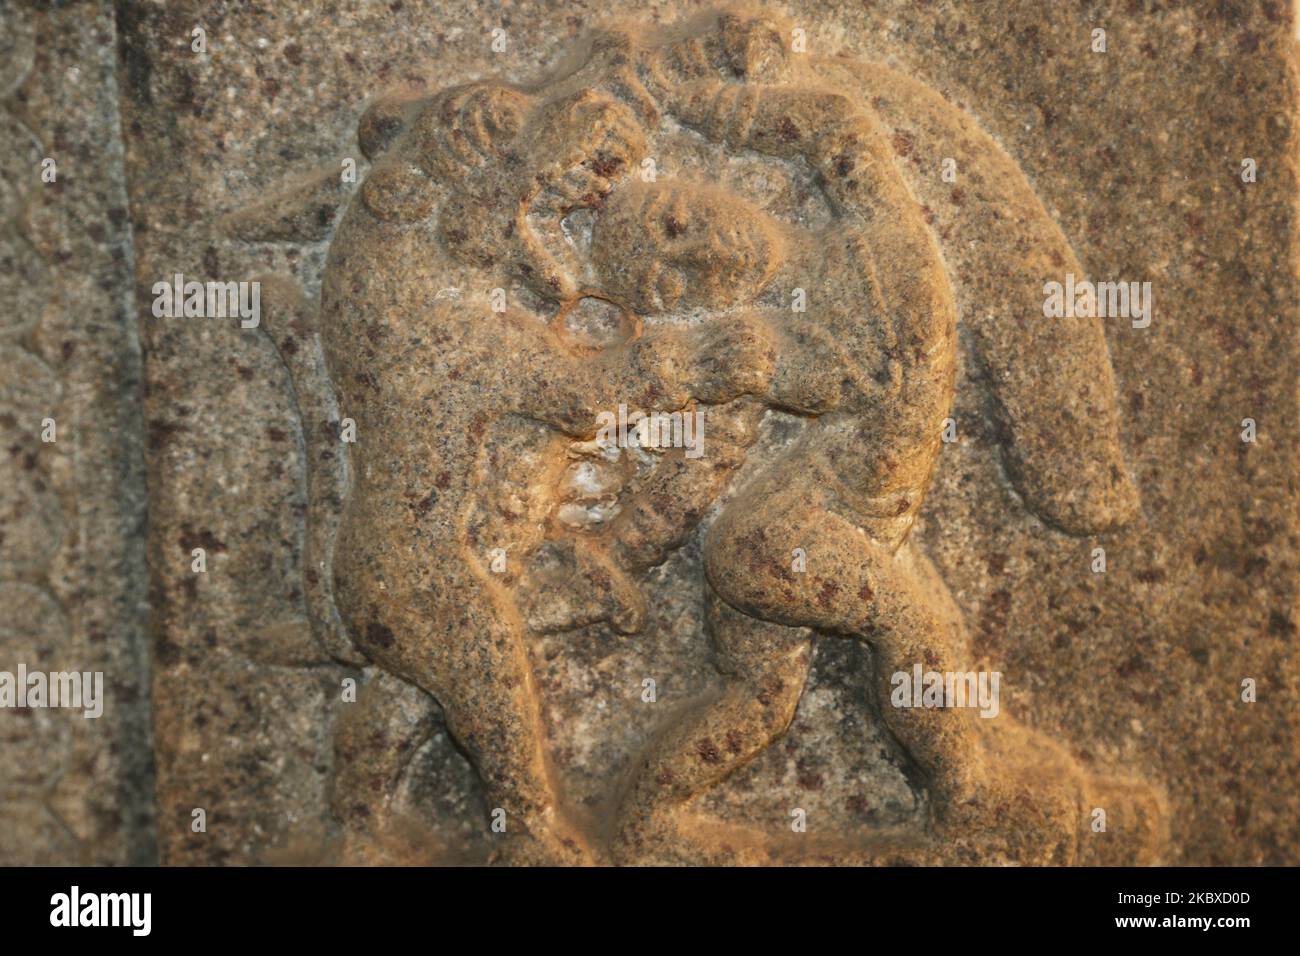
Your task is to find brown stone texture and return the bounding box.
[0,0,1296,866]
[0,0,153,865]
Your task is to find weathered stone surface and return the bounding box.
[1,0,1297,866]
[0,0,153,866]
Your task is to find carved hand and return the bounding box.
[681,314,778,404]
[606,315,777,410]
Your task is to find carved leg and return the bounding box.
[336,537,594,865]
[612,582,812,861]
[433,576,596,866]
[704,474,1167,860]
[704,475,986,815]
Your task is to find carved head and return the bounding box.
[590,179,783,314]
[356,79,651,302]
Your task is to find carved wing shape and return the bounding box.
[834,60,1139,534]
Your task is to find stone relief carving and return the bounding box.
[228,6,1171,865]
[0,0,1293,880]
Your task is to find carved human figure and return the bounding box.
[316,60,786,861]
[569,10,1156,862]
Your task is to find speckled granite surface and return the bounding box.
[0,0,153,865]
[0,0,1296,865]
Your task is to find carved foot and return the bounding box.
[931,721,1166,865]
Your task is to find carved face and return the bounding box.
[590,180,783,314]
